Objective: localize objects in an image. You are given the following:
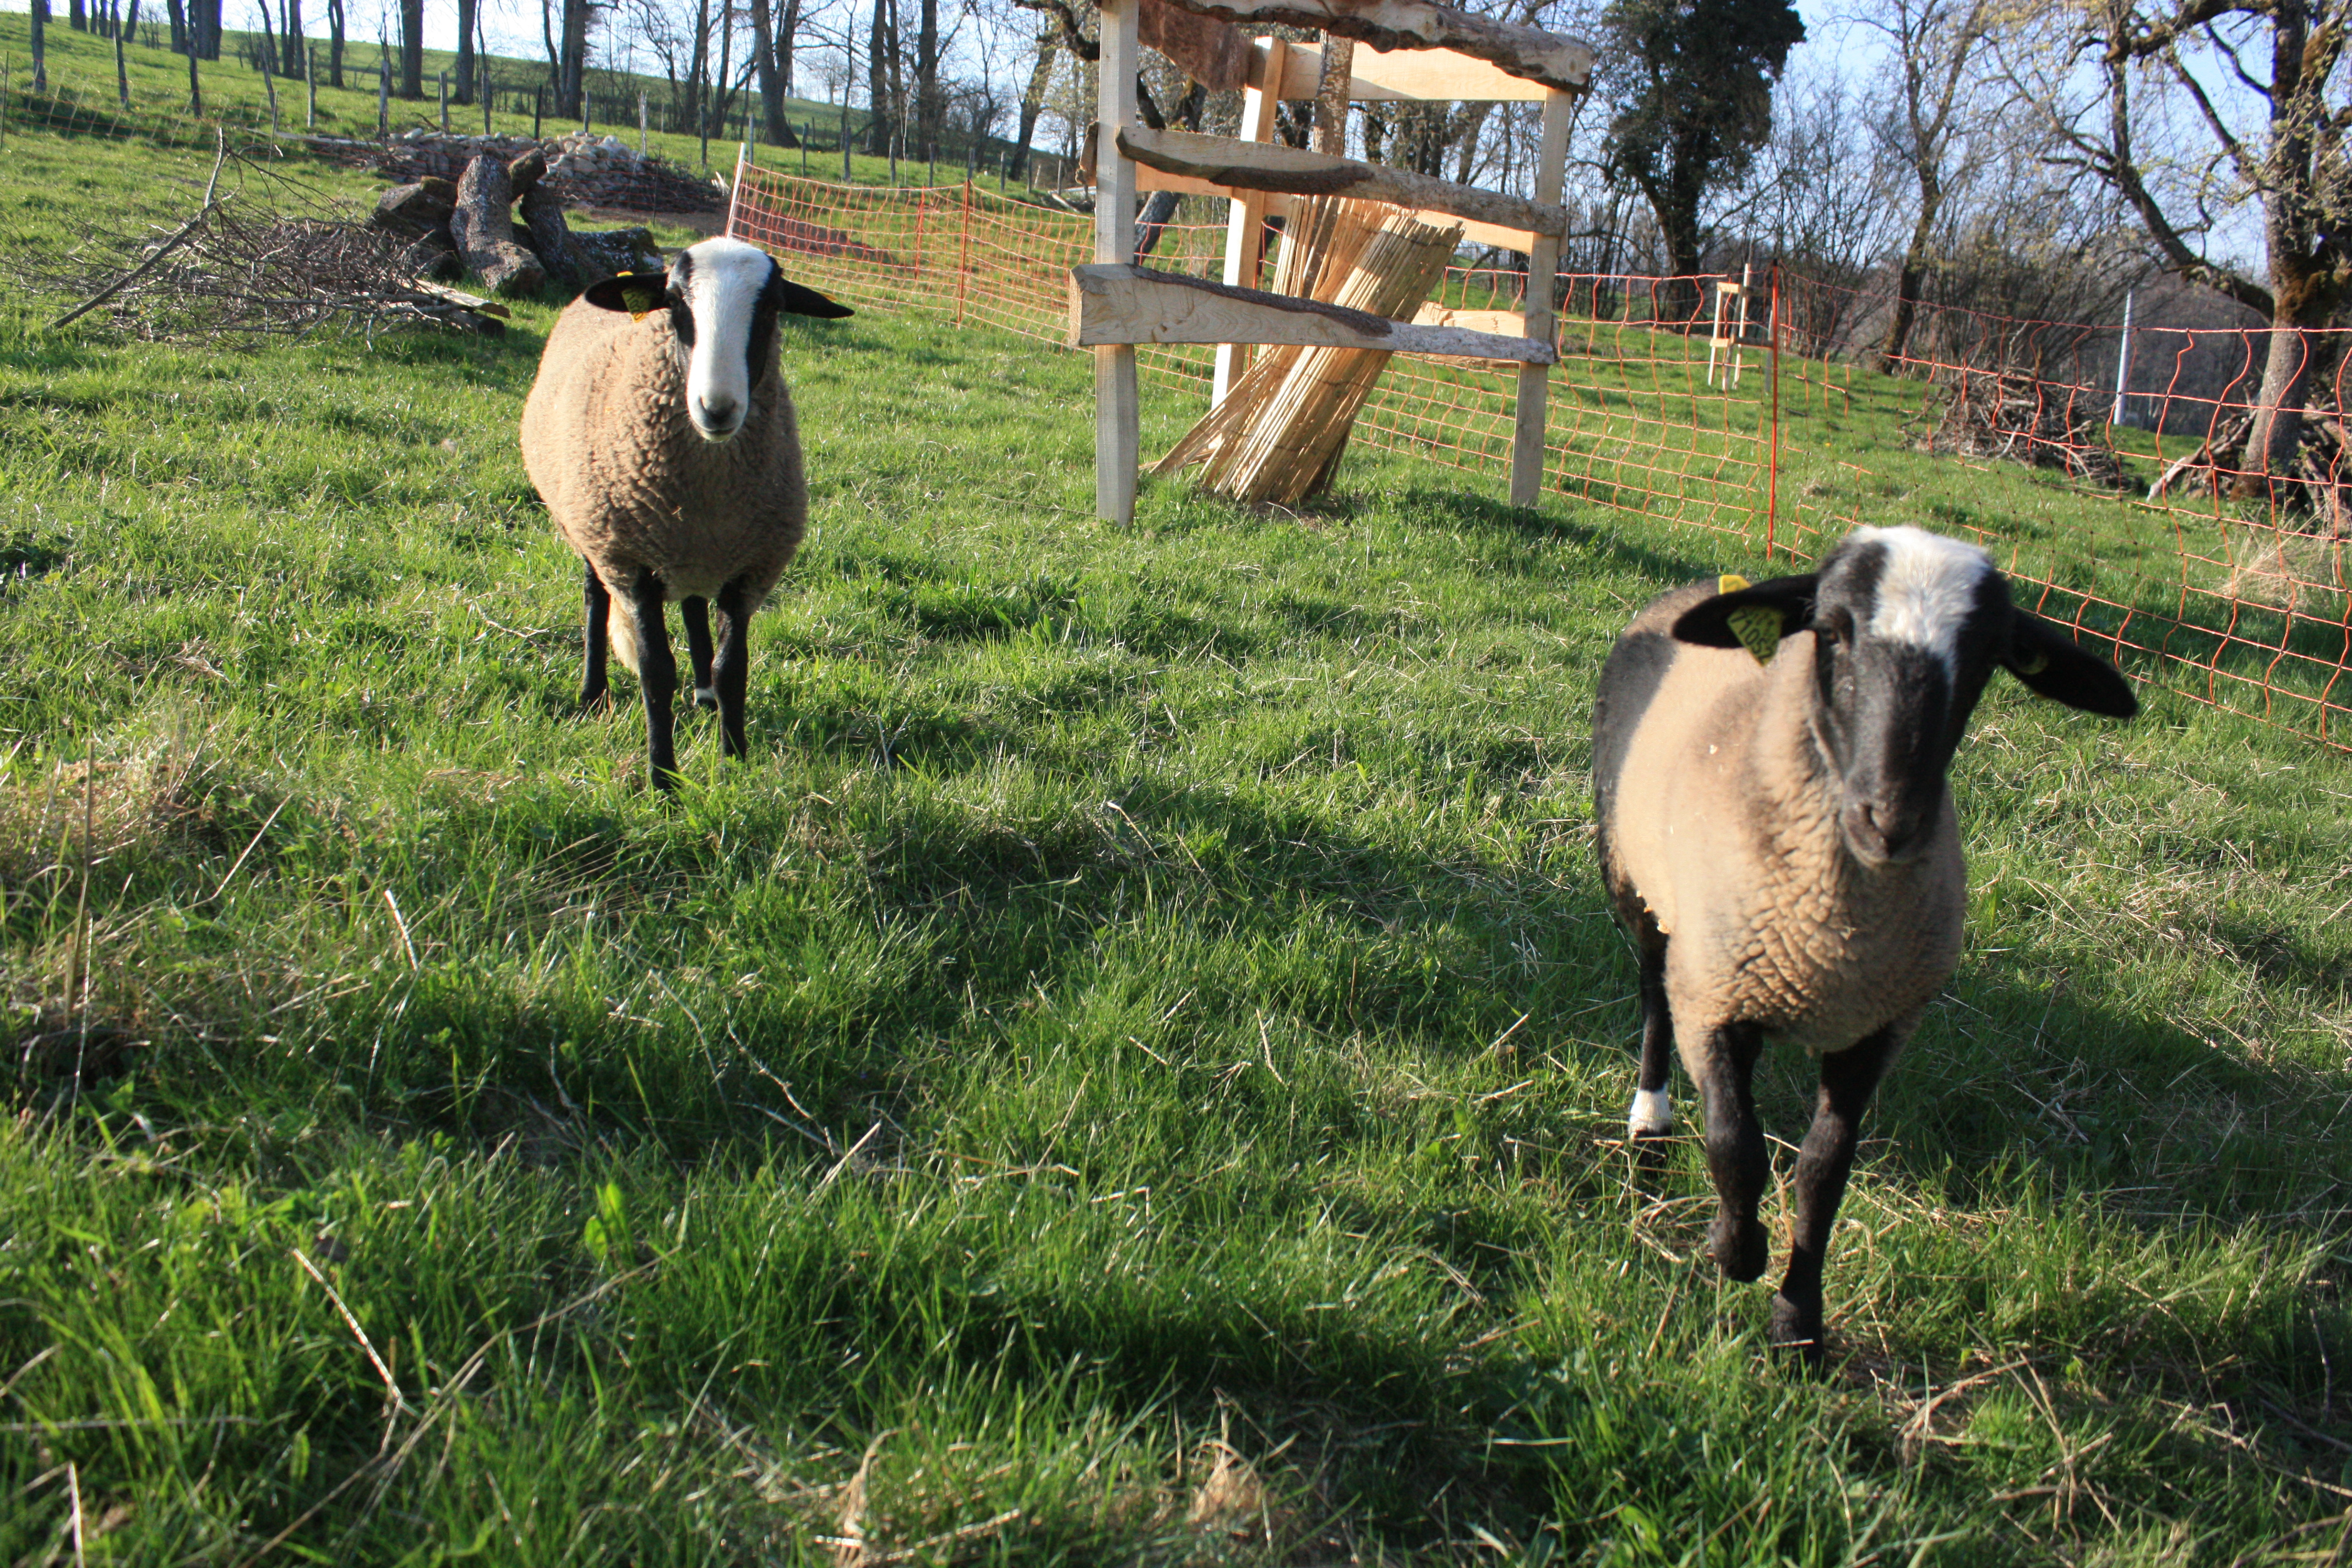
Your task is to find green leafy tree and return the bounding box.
[1600,0,1805,296]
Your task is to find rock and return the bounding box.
[371,177,458,238]
[570,227,664,282]
[519,182,582,290]
[398,229,464,282]
[508,145,547,197]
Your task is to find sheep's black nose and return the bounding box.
[695,395,741,435]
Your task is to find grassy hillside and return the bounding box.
[1,13,1026,186]
[1,98,2349,1566]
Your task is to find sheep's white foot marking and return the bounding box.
[1627,1087,1675,1138]
[694,684,718,711]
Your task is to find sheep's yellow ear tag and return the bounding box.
[623,285,658,322]
[1713,574,1782,665]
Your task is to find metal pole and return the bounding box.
[2112,288,2136,427]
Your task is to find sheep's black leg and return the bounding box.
[628,569,680,791]
[711,576,753,760]
[1627,917,1675,1144]
[1771,1025,1899,1367]
[682,596,718,711]
[580,561,612,711]
[1697,1019,1769,1283]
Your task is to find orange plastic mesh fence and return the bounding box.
[731,164,2349,751]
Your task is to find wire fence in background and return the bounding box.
[731,162,2349,752]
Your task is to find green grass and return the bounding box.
[1,107,2350,1565]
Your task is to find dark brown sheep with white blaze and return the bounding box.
[521,237,852,791]
[1589,525,2138,1364]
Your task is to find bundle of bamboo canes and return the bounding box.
[1155,197,1464,506]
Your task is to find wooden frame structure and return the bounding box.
[1077,0,1592,522]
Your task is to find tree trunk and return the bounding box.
[326,0,341,84]
[1877,168,1940,374]
[562,0,590,117]
[865,0,890,154]
[749,0,788,144]
[279,0,302,77]
[454,0,474,101]
[70,0,85,34]
[1010,29,1055,181]
[162,0,182,57]
[711,0,736,141]
[32,0,48,91]
[398,0,422,97]
[914,0,938,157]
[2245,295,2323,489]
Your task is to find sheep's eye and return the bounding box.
[1815,611,1853,645]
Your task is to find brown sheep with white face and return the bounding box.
[1590,525,2138,1363]
[521,236,851,790]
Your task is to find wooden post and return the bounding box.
[378,62,390,140]
[957,173,972,325]
[113,26,128,110]
[1093,0,1141,524]
[483,70,492,133]
[438,70,449,132]
[306,40,317,129]
[533,83,542,139]
[1213,35,1286,407]
[1508,86,1571,509]
[186,39,199,115]
[260,51,278,133]
[638,91,646,155]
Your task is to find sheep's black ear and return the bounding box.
[1671,573,1818,665]
[2003,611,2139,717]
[583,272,670,315]
[776,279,853,319]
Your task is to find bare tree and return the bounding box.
[399,0,422,97]
[1864,0,1994,370]
[2005,0,2352,482]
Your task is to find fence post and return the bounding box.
[638,91,646,155]
[377,62,388,139]
[956,173,972,326]
[482,71,492,133]
[840,97,850,181]
[1766,263,1781,561]
[260,52,277,133]
[186,38,199,115]
[438,69,448,132]
[305,40,316,128]
[2112,287,2136,427]
[113,26,128,110]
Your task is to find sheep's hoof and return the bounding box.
[579,688,614,715]
[693,684,719,712]
[1768,1293,1828,1370]
[1708,1216,1768,1283]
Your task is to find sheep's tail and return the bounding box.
[607,597,642,678]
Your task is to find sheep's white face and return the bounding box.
[669,238,777,444]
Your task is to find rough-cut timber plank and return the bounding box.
[1412,303,1521,335]
[1215,36,1286,405]
[1069,263,1558,363]
[1118,126,1566,238]
[1151,0,1593,91]
[1140,0,1254,90]
[1254,37,1557,102]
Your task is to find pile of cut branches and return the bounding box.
[2148,410,2352,532]
[26,140,507,340]
[1913,368,2130,489]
